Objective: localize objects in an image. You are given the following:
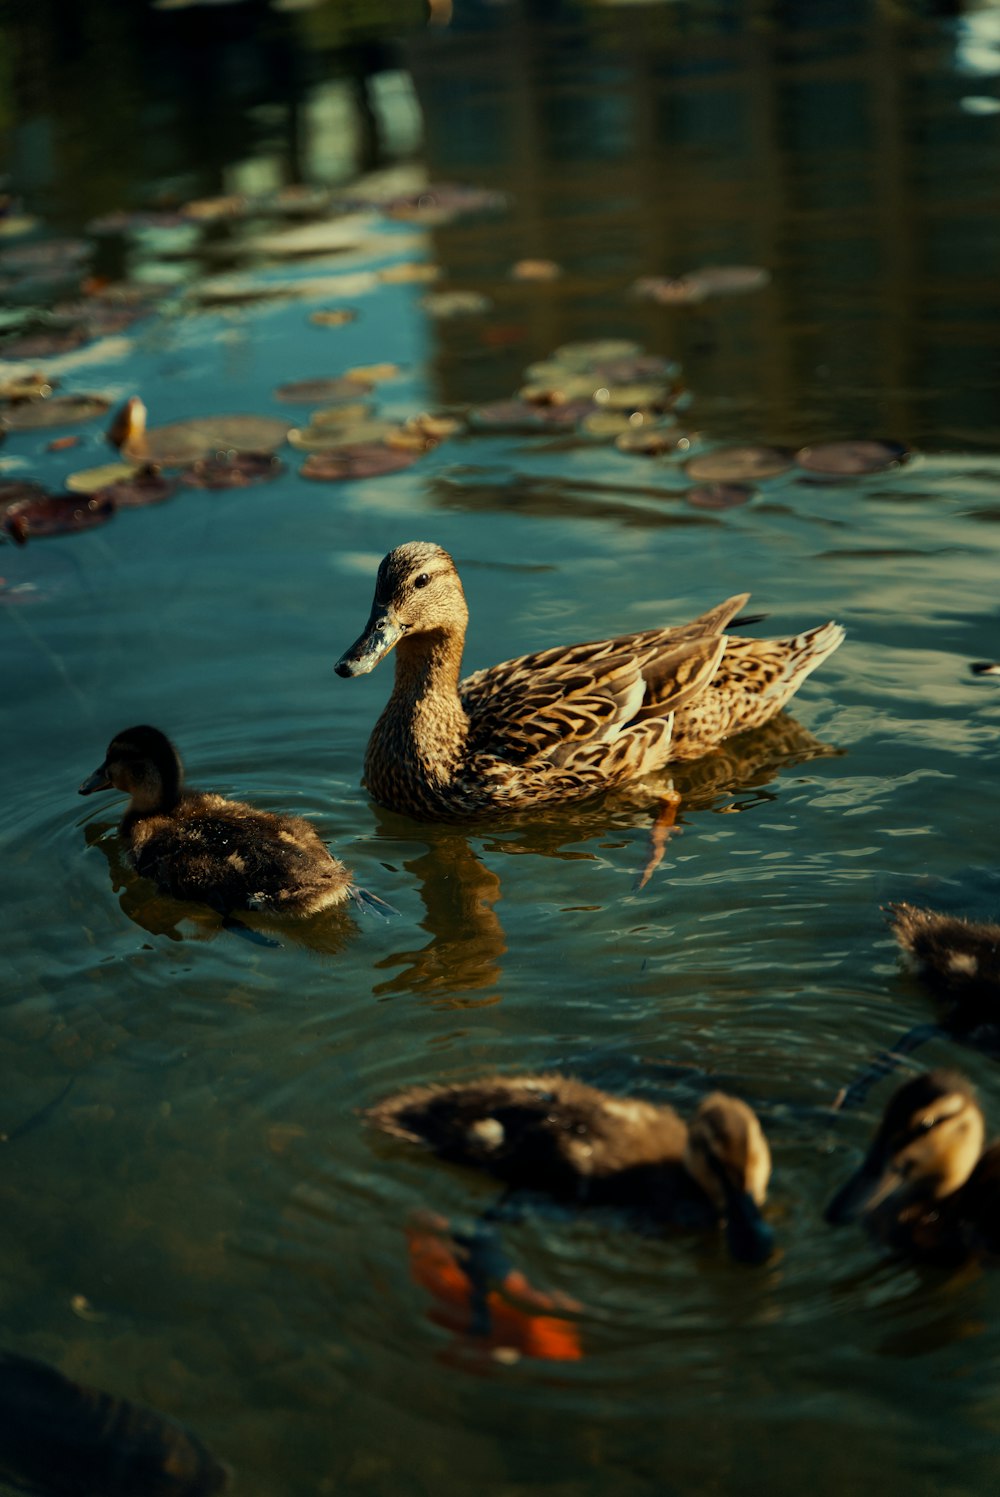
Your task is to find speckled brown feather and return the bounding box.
[339,542,844,820]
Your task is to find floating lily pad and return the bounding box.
[686,482,756,510]
[0,327,90,360]
[632,275,706,305]
[421,290,493,318]
[594,382,674,412]
[0,237,91,273]
[87,209,188,235]
[510,259,562,280]
[795,439,909,475]
[468,398,590,433]
[378,262,441,285]
[1,394,111,431]
[180,452,284,489]
[615,426,687,455]
[0,374,56,402]
[2,491,114,542]
[592,354,681,384]
[403,413,464,441]
[580,410,641,438]
[309,308,358,327]
[685,265,771,297]
[66,462,141,495]
[181,194,248,222]
[300,444,420,481]
[309,402,375,428]
[274,377,372,404]
[288,419,399,452]
[684,445,793,482]
[382,184,508,224]
[95,471,177,508]
[124,414,290,465]
[0,478,48,510]
[344,363,400,384]
[554,339,641,366]
[519,375,601,405]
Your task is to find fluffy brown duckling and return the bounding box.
[335,541,843,820]
[889,902,1000,1047]
[79,725,355,920]
[368,1074,775,1265]
[825,1068,1000,1266]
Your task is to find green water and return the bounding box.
[4,3,1000,1494]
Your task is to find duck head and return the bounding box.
[335,542,468,678]
[824,1069,984,1226]
[683,1093,775,1265]
[79,725,183,814]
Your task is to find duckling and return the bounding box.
[334,541,844,820]
[368,1074,774,1264]
[889,902,1000,1046]
[79,725,355,920]
[825,1068,1000,1265]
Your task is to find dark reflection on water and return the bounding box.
[5,2,1000,1497]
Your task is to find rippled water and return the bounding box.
[4,3,1000,1495]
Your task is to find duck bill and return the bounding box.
[78,764,112,796]
[824,1155,900,1226]
[335,604,404,678]
[723,1185,775,1265]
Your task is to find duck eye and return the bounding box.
[413,572,431,589]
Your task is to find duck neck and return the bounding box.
[368,627,470,802]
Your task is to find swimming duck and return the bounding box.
[335,541,844,819]
[889,902,1000,1047]
[825,1068,1000,1265]
[79,725,355,919]
[367,1073,775,1264]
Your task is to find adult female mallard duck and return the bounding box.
[368,1073,775,1264]
[335,541,844,819]
[824,1069,1000,1265]
[79,725,356,920]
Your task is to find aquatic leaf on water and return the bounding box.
[309,308,358,326]
[684,445,793,482]
[287,419,400,452]
[180,193,248,222]
[468,398,591,433]
[1,394,111,431]
[86,209,188,235]
[510,259,562,280]
[632,276,706,305]
[592,354,681,384]
[300,444,421,481]
[381,183,509,224]
[308,402,375,428]
[0,478,48,509]
[421,290,493,318]
[595,382,676,412]
[344,363,400,384]
[180,452,285,489]
[579,410,644,438]
[0,374,56,401]
[686,482,756,510]
[0,237,91,273]
[615,425,687,455]
[66,462,142,495]
[378,262,442,285]
[0,327,90,360]
[94,470,177,508]
[274,376,373,404]
[795,439,909,475]
[124,415,290,465]
[519,375,602,405]
[2,491,115,542]
[554,338,641,366]
[684,265,771,297]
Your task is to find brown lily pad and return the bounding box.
[378,262,442,285]
[123,415,290,466]
[382,184,508,224]
[0,478,48,510]
[180,452,284,489]
[308,308,358,327]
[685,482,756,510]
[795,440,909,475]
[554,339,641,366]
[300,444,420,481]
[96,471,177,508]
[510,259,562,280]
[1,394,111,431]
[468,398,591,433]
[288,419,400,452]
[684,445,793,482]
[2,492,114,542]
[0,237,91,273]
[274,377,373,404]
[0,327,91,360]
[421,290,493,318]
[685,265,771,297]
[615,426,686,456]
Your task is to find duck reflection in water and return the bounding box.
[371,713,839,1000]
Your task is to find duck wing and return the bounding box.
[459,595,748,775]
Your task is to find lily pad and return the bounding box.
[0,374,56,402]
[0,327,91,360]
[66,462,142,495]
[795,440,909,475]
[123,414,290,465]
[344,363,400,384]
[0,478,48,510]
[421,290,493,318]
[686,482,756,510]
[554,339,641,366]
[684,445,793,482]
[510,259,562,280]
[95,471,177,508]
[378,262,441,285]
[287,419,399,452]
[274,377,373,404]
[382,184,508,224]
[1,394,111,431]
[468,398,590,433]
[632,276,706,306]
[615,425,686,456]
[309,308,358,327]
[594,382,675,412]
[2,492,114,542]
[309,402,375,428]
[519,375,602,405]
[685,265,771,297]
[180,452,284,489]
[0,237,91,273]
[300,444,421,481]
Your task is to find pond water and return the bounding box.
[4,1,1000,1494]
